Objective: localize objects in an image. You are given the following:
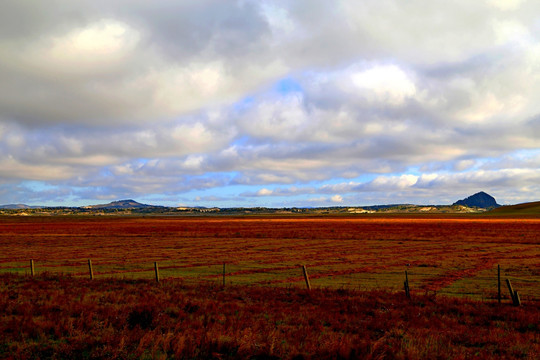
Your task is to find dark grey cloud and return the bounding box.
[0,1,84,40]
[129,1,271,60]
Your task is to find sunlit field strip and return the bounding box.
[2,263,539,300]
[0,215,539,301]
[3,259,539,301]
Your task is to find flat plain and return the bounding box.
[1,215,539,359]
[0,215,538,300]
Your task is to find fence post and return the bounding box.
[404,270,410,299]
[154,262,160,283]
[505,279,521,306]
[30,259,35,277]
[222,263,226,287]
[514,291,521,306]
[497,265,501,304]
[505,279,515,304]
[88,259,94,280]
[302,265,311,290]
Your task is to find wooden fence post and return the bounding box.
[514,291,521,306]
[505,278,515,304]
[88,259,94,280]
[497,265,501,304]
[505,279,520,306]
[302,265,311,290]
[154,262,160,283]
[30,259,35,277]
[222,263,226,287]
[404,270,410,299]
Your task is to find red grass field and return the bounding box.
[1,274,538,359]
[0,215,538,300]
[0,215,539,359]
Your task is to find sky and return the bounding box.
[1,0,540,208]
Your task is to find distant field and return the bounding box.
[0,215,539,301]
[489,201,540,215]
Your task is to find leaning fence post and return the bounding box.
[154,262,160,283]
[506,279,515,304]
[497,265,501,304]
[88,259,94,280]
[514,291,521,306]
[302,265,311,290]
[30,259,35,277]
[505,279,520,306]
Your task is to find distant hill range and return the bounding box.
[453,191,500,208]
[3,193,539,215]
[488,201,540,215]
[83,199,160,209]
[0,204,40,209]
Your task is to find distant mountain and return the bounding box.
[453,192,500,208]
[0,204,39,209]
[84,199,158,209]
[488,201,540,215]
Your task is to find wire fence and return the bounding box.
[2,259,539,303]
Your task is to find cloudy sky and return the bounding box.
[1,0,539,207]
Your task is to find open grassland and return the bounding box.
[1,215,539,359]
[0,274,539,360]
[0,215,539,301]
[490,201,540,215]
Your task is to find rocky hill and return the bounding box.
[453,191,500,208]
[83,199,158,209]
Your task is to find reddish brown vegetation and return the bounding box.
[0,215,538,299]
[1,274,538,359]
[0,215,539,358]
